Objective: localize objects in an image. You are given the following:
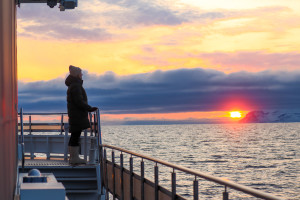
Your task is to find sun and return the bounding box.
[230,111,242,118]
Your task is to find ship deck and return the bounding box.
[21,158,97,168]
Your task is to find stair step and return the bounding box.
[66,192,101,200]
[59,177,98,190]
[57,177,97,181]
[66,189,99,194]
[21,167,97,178]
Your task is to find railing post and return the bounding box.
[120,153,124,200]
[89,112,93,136]
[155,163,159,200]
[104,149,109,200]
[193,177,198,200]
[99,145,105,194]
[100,146,105,194]
[20,108,24,143]
[172,169,176,200]
[19,108,25,170]
[130,156,133,200]
[30,135,34,159]
[223,186,229,200]
[89,138,96,164]
[97,110,102,146]
[96,110,102,165]
[141,159,145,200]
[46,136,50,160]
[84,129,88,161]
[112,151,116,200]
[29,115,34,159]
[60,114,63,135]
[64,123,69,161]
[94,112,97,137]
[29,115,32,135]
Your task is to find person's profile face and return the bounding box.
[79,72,83,79]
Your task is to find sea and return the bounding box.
[101,123,299,199]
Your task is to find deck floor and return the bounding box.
[21,159,96,168]
[24,159,70,167]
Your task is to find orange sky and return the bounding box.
[17,1,300,81]
[17,0,300,122]
[101,111,248,123]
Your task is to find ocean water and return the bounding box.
[101,123,300,199]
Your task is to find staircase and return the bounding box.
[20,160,104,200]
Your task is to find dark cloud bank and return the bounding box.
[19,68,300,124]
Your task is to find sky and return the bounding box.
[17,0,300,124]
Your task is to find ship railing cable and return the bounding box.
[100,144,285,200]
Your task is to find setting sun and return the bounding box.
[230,111,242,118]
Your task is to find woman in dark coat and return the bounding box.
[65,65,97,164]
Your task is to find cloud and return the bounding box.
[102,0,185,26]
[17,0,228,41]
[18,68,300,114]
[95,0,225,26]
[17,3,113,41]
[133,51,300,72]
[20,23,111,41]
[197,51,300,71]
[17,0,297,43]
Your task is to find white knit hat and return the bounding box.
[69,65,82,77]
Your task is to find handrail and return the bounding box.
[101,144,285,200]
[21,112,68,115]
[19,108,25,171]
[19,108,24,143]
[19,123,65,125]
[96,109,102,147]
[17,110,100,161]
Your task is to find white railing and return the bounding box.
[18,108,101,162]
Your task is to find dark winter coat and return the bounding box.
[65,75,92,133]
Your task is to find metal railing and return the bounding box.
[100,144,285,200]
[18,108,102,162]
[18,109,285,199]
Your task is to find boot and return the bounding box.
[69,146,86,165]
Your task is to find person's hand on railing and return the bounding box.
[88,107,98,112]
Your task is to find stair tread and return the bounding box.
[22,160,97,169]
[66,189,99,193]
[23,166,96,169]
[57,177,97,181]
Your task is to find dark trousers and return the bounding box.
[68,130,82,146]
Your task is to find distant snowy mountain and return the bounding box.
[240,111,300,123]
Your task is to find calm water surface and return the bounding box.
[102,123,299,199]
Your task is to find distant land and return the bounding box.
[100,111,300,125]
[102,119,225,126]
[239,111,300,123]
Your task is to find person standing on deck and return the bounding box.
[65,65,97,165]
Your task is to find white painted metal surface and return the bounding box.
[19,173,67,200]
[20,134,92,160]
